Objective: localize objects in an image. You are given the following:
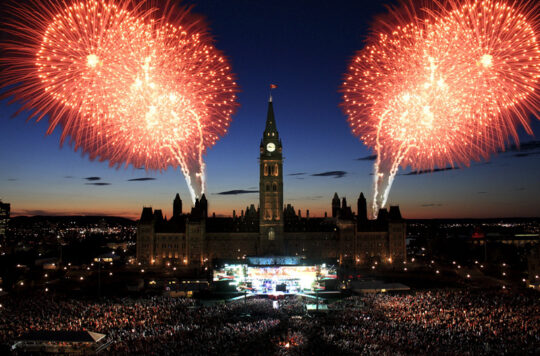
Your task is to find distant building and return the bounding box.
[136,98,406,268]
[0,200,10,237]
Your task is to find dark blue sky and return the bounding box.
[1,0,539,219]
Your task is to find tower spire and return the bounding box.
[264,99,278,138]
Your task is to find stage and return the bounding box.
[213,257,338,295]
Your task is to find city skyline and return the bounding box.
[1,0,539,220]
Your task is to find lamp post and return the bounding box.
[97,258,102,298]
[315,270,321,311]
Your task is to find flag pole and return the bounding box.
[269,84,277,102]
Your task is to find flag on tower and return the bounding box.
[270,84,277,89]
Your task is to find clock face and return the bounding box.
[266,143,276,152]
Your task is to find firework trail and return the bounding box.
[342,0,540,217]
[1,0,238,203]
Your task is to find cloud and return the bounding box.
[84,176,101,181]
[515,187,526,191]
[421,203,443,207]
[477,191,488,194]
[215,189,259,195]
[7,178,18,181]
[402,166,457,175]
[127,178,156,181]
[356,155,377,161]
[311,171,347,178]
[64,176,74,179]
[288,172,307,176]
[85,182,111,186]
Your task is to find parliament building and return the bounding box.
[136,99,406,268]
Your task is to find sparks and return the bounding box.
[86,54,100,68]
[342,0,540,217]
[1,0,239,203]
[479,54,493,68]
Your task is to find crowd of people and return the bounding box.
[1,288,538,355]
[322,290,539,355]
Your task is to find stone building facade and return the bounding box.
[136,99,406,268]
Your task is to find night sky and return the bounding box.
[1,0,539,220]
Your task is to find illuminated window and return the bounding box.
[274,164,278,176]
[264,164,268,176]
[268,228,275,240]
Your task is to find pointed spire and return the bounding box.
[332,193,340,218]
[173,193,182,217]
[357,192,367,222]
[200,194,208,218]
[264,99,278,138]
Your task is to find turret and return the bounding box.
[200,194,208,218]
[388,206,402,220]
[332,193,340,218]
[357,192,368,221]
[173,193,182,218]
[139,207,153,224]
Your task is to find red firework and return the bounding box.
[1,0,239,201]
[342,0,540,216]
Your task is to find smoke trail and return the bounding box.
[372,151,406,218]
[372,111,410,218]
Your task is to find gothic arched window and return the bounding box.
[273,183,277,191]
[266,184,270,191]
[274,164,278,176]
[268,228,275,240]
[264,164,268,176]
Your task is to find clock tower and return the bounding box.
[259,96,284,255]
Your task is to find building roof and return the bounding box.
[155,215,187,233]
[264,99,279,137]
[389,206,402,220]
[140,207,153,223]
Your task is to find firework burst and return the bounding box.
[1,0,238,202]
[342,0,540,217]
